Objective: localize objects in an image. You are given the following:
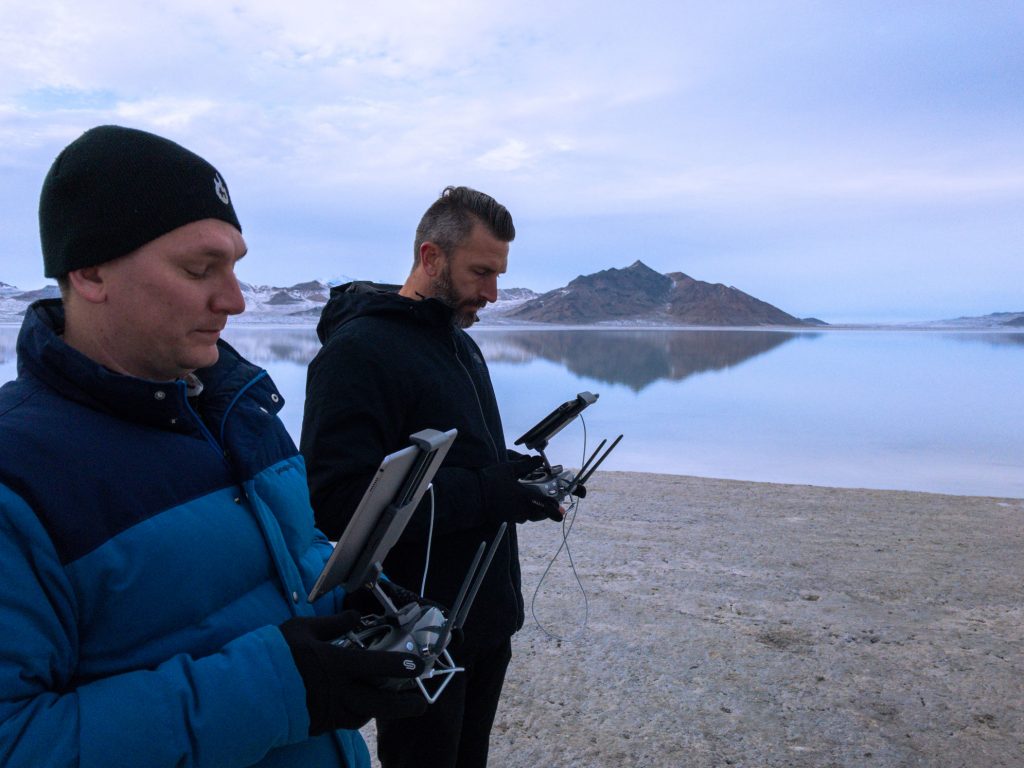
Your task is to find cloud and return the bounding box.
[475,139,533,172]
[1,1,1022,319]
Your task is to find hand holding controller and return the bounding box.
[279,611,427,735]
[319,524,509,705]
[514,440,619,507]
[331,602,450,689]
[512,391,621,509]
[481,456,562,523]
[518,464,575,503]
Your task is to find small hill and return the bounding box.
[506,261,806,326]
[14,286,61,302]
[924,311,1024,329]
[266,290,304,305]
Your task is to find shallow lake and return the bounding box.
[2,324,1022,498]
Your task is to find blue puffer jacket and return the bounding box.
[0,300,367,768]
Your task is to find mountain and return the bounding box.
[0,279,539,324]
[501,261,807,326]
[236,281,330,322]
[0,283,60,322]
[13,285,60,302]
[918,310,1024,329]
[477,287,540,320]
[1,268,1016,328]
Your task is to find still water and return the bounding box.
[2,324,1022,498]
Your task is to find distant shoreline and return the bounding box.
[230,321,1024,333]
[3,320,1024,332]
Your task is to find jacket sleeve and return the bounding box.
[301,333,490,542]
[0,484,312,768]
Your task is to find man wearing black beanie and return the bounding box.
[0,125,427,767]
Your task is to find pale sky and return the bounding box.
[1,1,1021,323]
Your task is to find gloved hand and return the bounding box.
[511,448,587,500]
[280,611,427,735]
[480,456,563,524]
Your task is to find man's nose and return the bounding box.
[481,275,499,304]
[213,273,246,315]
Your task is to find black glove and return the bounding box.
[505,448,533,463]
[280,611,428,735]
[509,453,545,479]
[480,456,562,524]
[512,449,587,501]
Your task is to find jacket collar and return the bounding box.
[18,299,280,434]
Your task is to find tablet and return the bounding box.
[307,428,457,602]
[514,391,598,451]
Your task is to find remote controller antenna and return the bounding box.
[567,434,623,497]
[433,522,507,654]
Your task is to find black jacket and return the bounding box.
[300,282,524,645]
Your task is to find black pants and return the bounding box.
[376,637,512,768]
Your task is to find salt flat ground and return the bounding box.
[365,472,1023,767]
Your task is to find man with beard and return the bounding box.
[301,186,563,768]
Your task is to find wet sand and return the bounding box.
[365,472,1024,767]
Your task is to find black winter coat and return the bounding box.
[300,282,524,646]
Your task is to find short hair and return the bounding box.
[413,186,515,266]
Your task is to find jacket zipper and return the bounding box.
[451,332,524,622]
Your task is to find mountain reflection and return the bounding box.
[221,327,321,366]
[944,332,1024,349]
[213,327,807,391]
[471,329,808,391]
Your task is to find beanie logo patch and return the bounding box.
[214,173,230,205]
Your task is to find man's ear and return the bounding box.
[66,266,108,304]
[419,242,446,278]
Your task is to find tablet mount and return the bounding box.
[307,428,508,703]
[514,391,623,504]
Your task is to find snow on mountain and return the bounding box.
[235,280,330,324]
[2,274,1021,329]
[0,284,60,323]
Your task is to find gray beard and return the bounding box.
[431,267,480,329]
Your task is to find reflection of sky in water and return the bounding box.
[2,324,1022,498]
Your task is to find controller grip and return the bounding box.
[518,467,574,502]
[331,605,449,689]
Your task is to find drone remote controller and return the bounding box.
[332,602,449,691]
[514,392,622,504]
[332,523,508,703]
[519,465,575,501]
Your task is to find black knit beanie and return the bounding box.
[39,125,242,278]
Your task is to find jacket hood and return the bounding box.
[315,280,455,343]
